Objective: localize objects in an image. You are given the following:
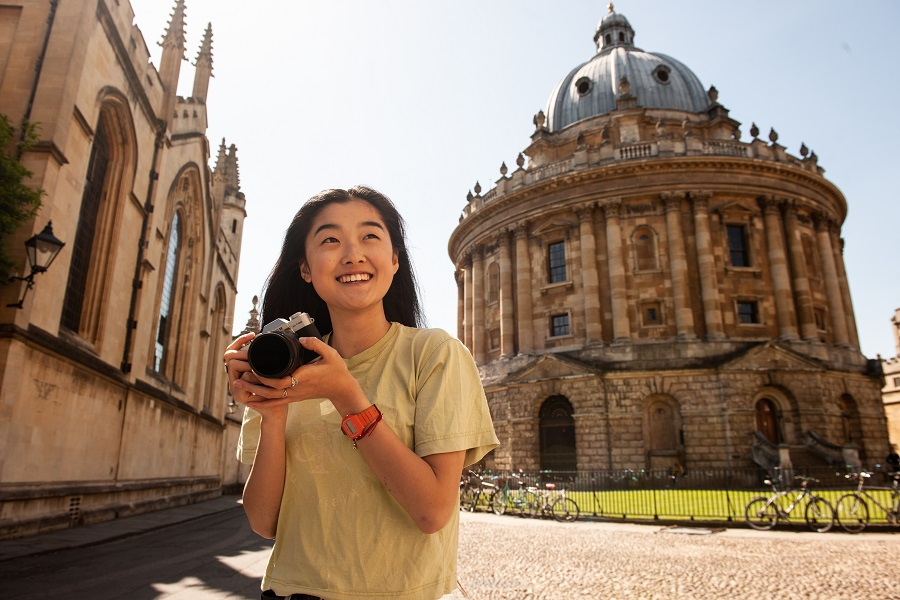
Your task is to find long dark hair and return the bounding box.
[259,186,424,334]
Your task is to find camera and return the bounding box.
[247,311,323,378]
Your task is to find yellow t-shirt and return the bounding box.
[238,323,499,600]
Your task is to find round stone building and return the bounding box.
[447,6,889,475]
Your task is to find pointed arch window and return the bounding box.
[61,118,109,333]
[539,395,576,472]
[154,212,181,373]
[59,97,136,344]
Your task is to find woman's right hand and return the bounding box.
[224,332,287,420]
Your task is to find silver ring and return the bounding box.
[282,388,288,398]
[290,376,297,388]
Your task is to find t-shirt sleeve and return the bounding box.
[413,335,499,466]
[236,406,262,465]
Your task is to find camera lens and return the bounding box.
[247,332,300,378]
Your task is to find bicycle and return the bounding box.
[459,469,497,512]
[744,475,834,532]
[523,481,580,522]
[834,471,900,533]
[490,472,538,516]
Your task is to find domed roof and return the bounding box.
[545,7,711,133]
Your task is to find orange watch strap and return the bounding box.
[341,405,381,440]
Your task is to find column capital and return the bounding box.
[661,192,686,212]
[690,191,712,212]
[512,222,530,240]
[575,203,596,223]
[812,211,836,231]
[602,197,622,218]
[759,195,784,214]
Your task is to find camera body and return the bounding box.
[247,311,323,378]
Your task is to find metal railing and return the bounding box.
[474,466,899,524]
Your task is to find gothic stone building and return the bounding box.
[448,7,889,475]
[0,0,246,537]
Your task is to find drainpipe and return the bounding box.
[18,0,59,156]
[121,124,165,373]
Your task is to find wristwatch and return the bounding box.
[341,405,382,440]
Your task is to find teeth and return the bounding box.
[339,273,371,283]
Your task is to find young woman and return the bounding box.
[224,186,498,600]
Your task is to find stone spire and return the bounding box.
[158,0,187,126]
[213,139,241,196]
[240,296,261,335]
[192,23,214,101]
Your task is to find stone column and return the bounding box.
[499,229,515,357]
[603,199,630,342]
[663,193,695,339]
[576,204,602,343]
[471,244,486,362]
[455,268,465,342]
[831,229,860,349]
[463,253,473,351]
[691,192,724,339]
[514,225,534,353]
[813,214,849,346]
[761,197,798,340]
[783,202,817,341]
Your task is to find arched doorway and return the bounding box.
[539,395,576,472]
[755,398,782,444]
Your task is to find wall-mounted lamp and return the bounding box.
[7,221,65,309]
[227,399,238,415]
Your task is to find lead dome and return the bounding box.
[546,5,710,132]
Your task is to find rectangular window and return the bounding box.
[737,301,759,324]
[727,224,750,267]
[548,241,567,283]
[642,301,662,326]
[489,327,500,350]
[550,314,570,337]
[894,377,900,388]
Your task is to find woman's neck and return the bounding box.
[328,310,391,358]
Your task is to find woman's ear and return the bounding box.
[392,250,400,275]
[300,260,312,283]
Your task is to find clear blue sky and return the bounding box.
[130,0,900,360]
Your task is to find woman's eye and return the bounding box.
[322,236,338,244]
[364,233,380,240]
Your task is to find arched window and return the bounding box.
[643,396,683,470]
[755,398,782,444]
[61,97,136,342]
[154,212,181,373]
[837,394,861,445]
[539,396,576,472]
[487,262,499,304]
[632,226,658,271]
[802,234,819,279]
[61,118,110,333]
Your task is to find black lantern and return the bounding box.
[7,221,65,309]
[227,399,239,415]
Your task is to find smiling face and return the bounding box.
[299,199,400,323]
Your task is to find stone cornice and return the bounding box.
[449,156,847,259]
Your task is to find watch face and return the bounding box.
[344,420,360,436]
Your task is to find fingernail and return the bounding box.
[234,381,243,389]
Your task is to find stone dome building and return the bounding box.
[448,6,889,475]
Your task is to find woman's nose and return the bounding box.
[342,242,365,264]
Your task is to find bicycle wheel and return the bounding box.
[550,497,580,522]
[804,496,834,533]
[460,488,477,512]
[835,493,868,533]
[491,491,508,516]
[521,492,540,518]
[744,497,778,530]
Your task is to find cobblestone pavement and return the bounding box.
[455,511,899,600]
